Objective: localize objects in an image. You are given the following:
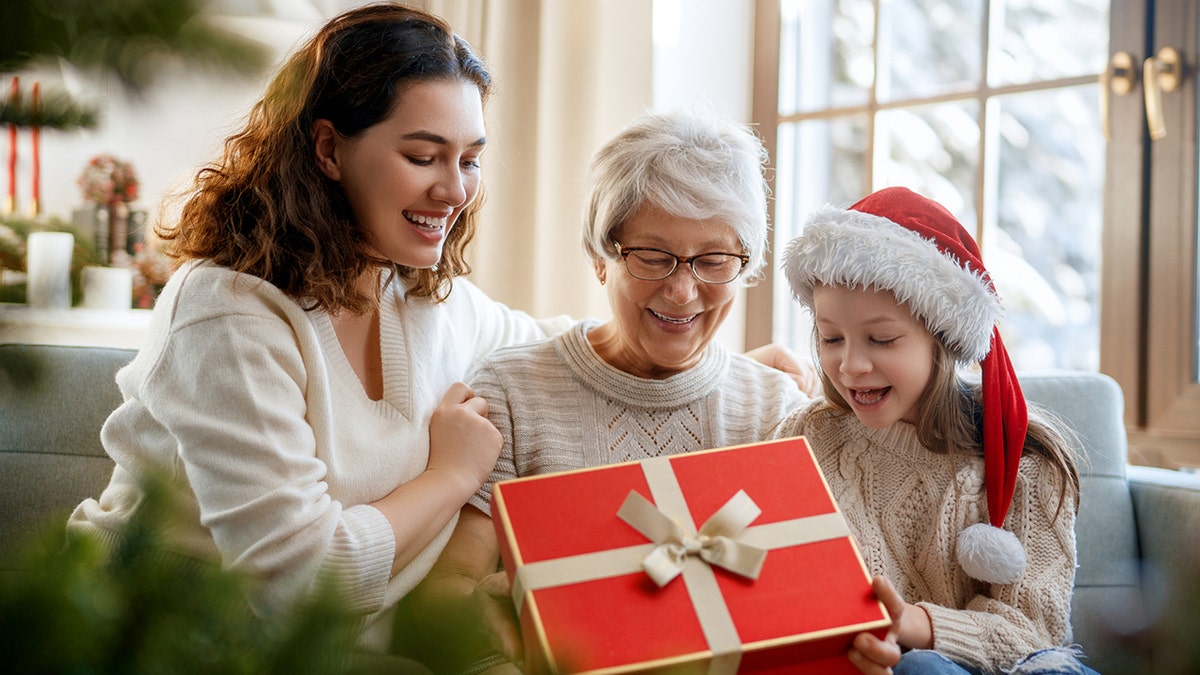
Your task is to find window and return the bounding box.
[750,0,1200,468]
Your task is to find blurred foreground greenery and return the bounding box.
[1,0,269,130]
[1,477,364,674]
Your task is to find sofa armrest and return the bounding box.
[1126,467,1200,672]
[1128,466,1200,580]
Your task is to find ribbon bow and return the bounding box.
[617,489,768,587]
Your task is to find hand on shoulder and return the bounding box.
[744,342,821,397]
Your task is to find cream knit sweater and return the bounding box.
[68,260,567,650]
[468,320,810,513]
[773,400,1078,672]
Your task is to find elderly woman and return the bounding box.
[403,108,812,672]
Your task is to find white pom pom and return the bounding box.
[957,523,1027,584]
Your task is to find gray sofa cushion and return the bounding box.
[0,344,134,575]
[1021,371,1141,672]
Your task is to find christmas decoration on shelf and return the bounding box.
[77,154,139,265]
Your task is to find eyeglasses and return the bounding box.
[612,240,749,285]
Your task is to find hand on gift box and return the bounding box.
[475,570,524,664]
[428,383,504,495]
[405,506,523,674]
[446,574,524,675]
[848,576,933,674]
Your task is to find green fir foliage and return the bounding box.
[0,87,98,130]
[0,475,364,675]
[1,0,270,131]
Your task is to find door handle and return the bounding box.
[1144,46,1183,140]
[1101,51,1137,141]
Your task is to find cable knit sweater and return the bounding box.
[772,400,1078,673]
[67,260,567,650]
[468,320,810,513]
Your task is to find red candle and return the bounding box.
[5,76,16,214]
[30,82,39,216]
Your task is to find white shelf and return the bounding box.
[0,304,151,350]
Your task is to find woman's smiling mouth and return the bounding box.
[648,309,697,325]
[403,210,448,231]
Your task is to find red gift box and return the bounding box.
[491,436,891,674]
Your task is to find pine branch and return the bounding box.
[0,86,99,130]
[0,0,270,94]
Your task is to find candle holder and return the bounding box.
[0,212,105,306]
[108,202,129,264]
[77,154,139,265]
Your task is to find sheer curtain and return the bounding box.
[425,0,653,322]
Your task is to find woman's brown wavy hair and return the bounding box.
[157,3,492,312]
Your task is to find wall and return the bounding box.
[9,1,757,349]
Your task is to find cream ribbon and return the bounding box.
[616,489,767,587]
[509,455,852,675]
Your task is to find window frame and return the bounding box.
[749,0,1200,468]
[1109,0,1200,467]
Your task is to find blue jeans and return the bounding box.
[893,648,1102,675]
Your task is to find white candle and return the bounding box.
[81,265,134,310]
[25,231,75,309]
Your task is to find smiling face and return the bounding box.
[316,79,486,270]
[812,283,937,427]
[588,204,742,379]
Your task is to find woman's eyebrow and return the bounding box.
[402,131,488,147]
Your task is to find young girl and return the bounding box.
[776,187,1097,675]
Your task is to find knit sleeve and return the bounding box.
[920,454,1078,670]
[466,355,516,516]
[133,302,393,618]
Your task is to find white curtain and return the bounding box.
[424,0,654,322]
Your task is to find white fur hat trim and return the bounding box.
[782,206,1002,363]
[957,522,1027,585]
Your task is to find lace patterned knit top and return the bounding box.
[468,320,809,513]
[773,399,1078,673]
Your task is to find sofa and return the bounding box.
[2,342,1198,674]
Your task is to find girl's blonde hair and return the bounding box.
[806,326,1082,520]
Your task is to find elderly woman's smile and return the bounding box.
[587,204,743,379]
[647,309,697,325]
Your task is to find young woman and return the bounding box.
[776,187,1098,675]
[67,4,567,652]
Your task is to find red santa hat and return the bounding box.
[782,186,1029,585]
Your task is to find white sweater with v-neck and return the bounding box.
[68,260,564,649]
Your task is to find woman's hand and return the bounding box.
[408,507,520,671]
[427,382,503,495]
[470,570,524,663]
[743,342,821,397]
[371,387,502,576]
[848,576,930,674]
